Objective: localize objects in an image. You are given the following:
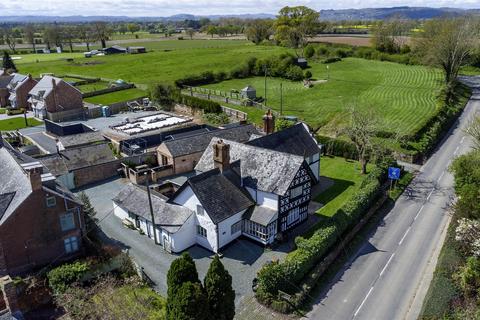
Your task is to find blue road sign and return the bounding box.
[388,167,401,180]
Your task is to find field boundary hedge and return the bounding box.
[255,166,388,313]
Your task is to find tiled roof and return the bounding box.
[246,123,321,158]
[58,131,105,149]
[161,124,258,157]
[195,138,305,195]
[29,75,80,98]
[186,168,254,224]
[0,75,13,89]
[113,183,193,233]
[244,205,278,226]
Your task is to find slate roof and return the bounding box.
[29,75,80,98]
[185,167,254,224]
[0,146,33,225]
[113,183,193,233]
[0,75,13,89]
[161,124,258,158]
[246,123,321,158]
[244,205,278,226]
[195,138,306,195]
[7,73,27,90]
[40,143,116,176]
[58,131,105,149]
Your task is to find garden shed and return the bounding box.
[241,85,256,100]
[296,58,308,69]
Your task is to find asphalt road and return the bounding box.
[306,76,480,320]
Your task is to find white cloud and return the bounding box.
[2,0,479,16]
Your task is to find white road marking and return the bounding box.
[437,171,445,184]
[454,146,460,156]
[426,189,434,201]
[354,286,374,317]
[415,205,424,220]
[380,253,396,277]
[460,136,466,144]
[399,228,411,246]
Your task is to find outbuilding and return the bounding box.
[240,85,256,100]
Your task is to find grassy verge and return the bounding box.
[419,215,462,318]
[0,117,43,131]
[0,108,5,114]
[84,88,146,105]
[315,156,373,217]
[388,171,414,201]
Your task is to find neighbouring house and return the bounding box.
[0,75,13,108]
[246,122,321,182]
[127,46,146,54]
[0,137,85,276]
[28,76,84,121]
[7,74,37,110]
[156,123,259,175]
[39,143,117,189]
[103,45,127,55]
[114,136,315,253]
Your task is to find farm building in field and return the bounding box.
[103,45,127,54]
[7,74,38,110]
[240,85,256,99]
[28,76,84,121]
[127,46,146,54]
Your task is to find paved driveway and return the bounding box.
[77,177,289,305]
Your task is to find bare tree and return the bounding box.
[415,16,480,86]
[186,28,195,40]
[344,105,379,174]
[77,24,94,51]
[24,24,36,53]
[3,27,17,53]
[93,21,112,48]
[466,116,480,150]
[62,25,77,52]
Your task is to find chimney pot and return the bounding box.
[213,140,230,173]
[263,109,275,135]
[27,167,43,192]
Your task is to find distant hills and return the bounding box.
[0,7,478,23]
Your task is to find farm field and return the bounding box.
[315,156,372,217]
[203,57,443,136]
[18,40,286,86]
[84,88,147,105]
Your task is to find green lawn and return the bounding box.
[12,52,85,64]
[315,156,372,217]
[0,108,5,114]
[0,117,43,131]
[84,88,147,105]
[18,41,286,87]
[203,57,443,137]
[76,81,110,93]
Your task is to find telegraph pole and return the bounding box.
[145,172,158,245]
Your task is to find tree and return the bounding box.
[206,25,217,38]
[23,24,36,53]
[466,116,480,150]
[275,6,321,57]
[204,255,235,320]
[245,19,272,45]
[371,17,412,54]
[455,218,480,257]
[2,51,17,72]
[186,28,195,40]
[454,257,480,298]
[149,83,177,111]
[78,192,97,233]
[3,28,17,53]
[77,24,95,51]
[127,23,140,34]
[167,282,208,320]
[344,106,378,174]
[415,17,479,87]
[62,26,76,52]
[93,21,112,48]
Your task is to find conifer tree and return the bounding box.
[168,282,208,320]
[204,255,235,320]
[2,51,17,72]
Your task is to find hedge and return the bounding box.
[47,261,90,294]
[6,108,25,116]
[177,95,222,114]
[317,135,358,159]
[256,166,386,308]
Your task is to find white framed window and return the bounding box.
[290,186,303,199]
[60,212,75,232]
[196,205,204,216]
[46,196,56,208]
[64,236,79,254]
[231,221,242,235]
[196,225,207,238]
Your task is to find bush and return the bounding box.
[203,113,230,126]
[322,57,342,64]
[6,108,25,116]
[304,45,315,58]
[256,166,385,303]
[304,70,312,79]
[317,135,358,159]
[48,262,90,294]
[316,46,330,56]
[178,95,222,114]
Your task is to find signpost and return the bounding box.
[388,167,401,195]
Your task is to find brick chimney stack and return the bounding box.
[213,140,230,173]
[263,109,275,135]
[21,163,44,192]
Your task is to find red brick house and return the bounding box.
[29,76,83,121]
[0,76,12,108]
[0,138,85,276]
[7,74,37,110]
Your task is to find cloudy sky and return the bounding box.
[1,0,479,16]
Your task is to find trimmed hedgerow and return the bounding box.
[177,95,222,114]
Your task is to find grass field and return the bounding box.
[17,41,286,87]
[0,118,43,131]
[84,88,147,105]
[204,58,443,136]
[76,81,110,93]
[315,156,371,217]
